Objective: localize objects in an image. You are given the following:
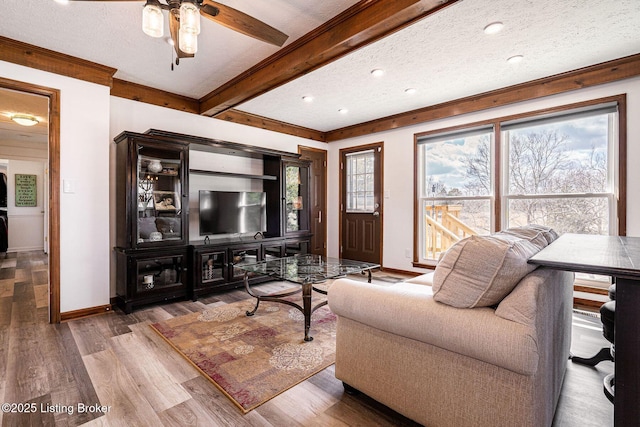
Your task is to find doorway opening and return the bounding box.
[299,146,327,257]
[0,77,60,323]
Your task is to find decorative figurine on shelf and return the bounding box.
[205,258,215,280]
[147,159,163,173]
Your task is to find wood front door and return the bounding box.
[340,143,383,265]
[299,146,327,257]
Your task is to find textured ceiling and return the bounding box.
[238,0,640,131]
[1,0,639,136]
[0,0,360,98]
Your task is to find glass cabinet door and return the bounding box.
[199,251,226,286]
[136,144,184,246]
[135,254,185,295]
[284,162,310,234]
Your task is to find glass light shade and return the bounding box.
[179,27,198,54]
[179,2,200,35]
[142,3,164,38]
[11,114,39,127]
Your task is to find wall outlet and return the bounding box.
[405,248,411,258]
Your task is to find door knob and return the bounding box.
[372,211,380,217]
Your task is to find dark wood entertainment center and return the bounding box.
[114,130,311,313]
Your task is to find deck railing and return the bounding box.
[424,205,477,259]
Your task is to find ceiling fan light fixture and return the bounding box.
[180,1,201,35]
[179,27,198,54]
[142,1,164,38]
[11,114,39,127]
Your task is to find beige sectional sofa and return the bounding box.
[328,226,574,427]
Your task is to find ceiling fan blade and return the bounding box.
[202,1,288,47]
[168,10,195,59]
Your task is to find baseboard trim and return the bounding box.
[379,266,424,277]
[61,304,113,321]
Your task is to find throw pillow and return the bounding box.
[432,235,541,308]
[503,224,558,245]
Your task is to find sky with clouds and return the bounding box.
[422,113,609,194]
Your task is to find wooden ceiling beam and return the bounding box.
[0,36,116,87]
[216,110,327,142]
[199,0,458,117]
[111,79,200,114]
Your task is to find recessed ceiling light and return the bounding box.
[483,22,504,35]
[405,88,417,95]
[338,108,348,114]
[370,69,385,77]
[302,96,314,103]
[54,0,69,4]
[507,55,524,64]
[11,114,39,127]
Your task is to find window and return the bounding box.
[502,105,617,236]
[416,127,494,262]
[345,150,375,213]
[414,98,624,269]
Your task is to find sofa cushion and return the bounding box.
[432,235,541,308]
[328,278,540,375]
[404,272,434,286]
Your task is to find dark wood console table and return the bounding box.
[529,234,640,426]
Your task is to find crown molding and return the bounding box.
[325,53,640,141]
[0,36,116,87]
[216,110,327,142]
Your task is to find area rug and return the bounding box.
[150,297,336,413]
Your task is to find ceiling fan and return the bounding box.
[63,0,289,59]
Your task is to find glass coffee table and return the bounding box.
[237,254,380,341]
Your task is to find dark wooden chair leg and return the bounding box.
[571,347,614,366]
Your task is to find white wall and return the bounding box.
[3,57,637,311]
[1,61,112,313]
[326,76,640,274]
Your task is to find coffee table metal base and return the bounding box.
[244,273,328,341]
[243,269,373,341]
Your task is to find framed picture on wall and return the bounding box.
[15,174,37,207]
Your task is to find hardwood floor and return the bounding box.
[0,252,614,426]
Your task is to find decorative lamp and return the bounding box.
[179,28,198,54]
[179,1,201,35]
[142,0,164,38]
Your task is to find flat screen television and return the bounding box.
[199,190,267,235]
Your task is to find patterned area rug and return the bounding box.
[151,297,336,413]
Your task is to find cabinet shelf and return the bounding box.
[189,169,277,181]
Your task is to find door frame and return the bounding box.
[298,145,327,257]
[339,142,384,266]
[1,77,60,323]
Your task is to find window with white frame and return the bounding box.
[414,100,622,271]
[416,126,494,263]
[502,104,618,236]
